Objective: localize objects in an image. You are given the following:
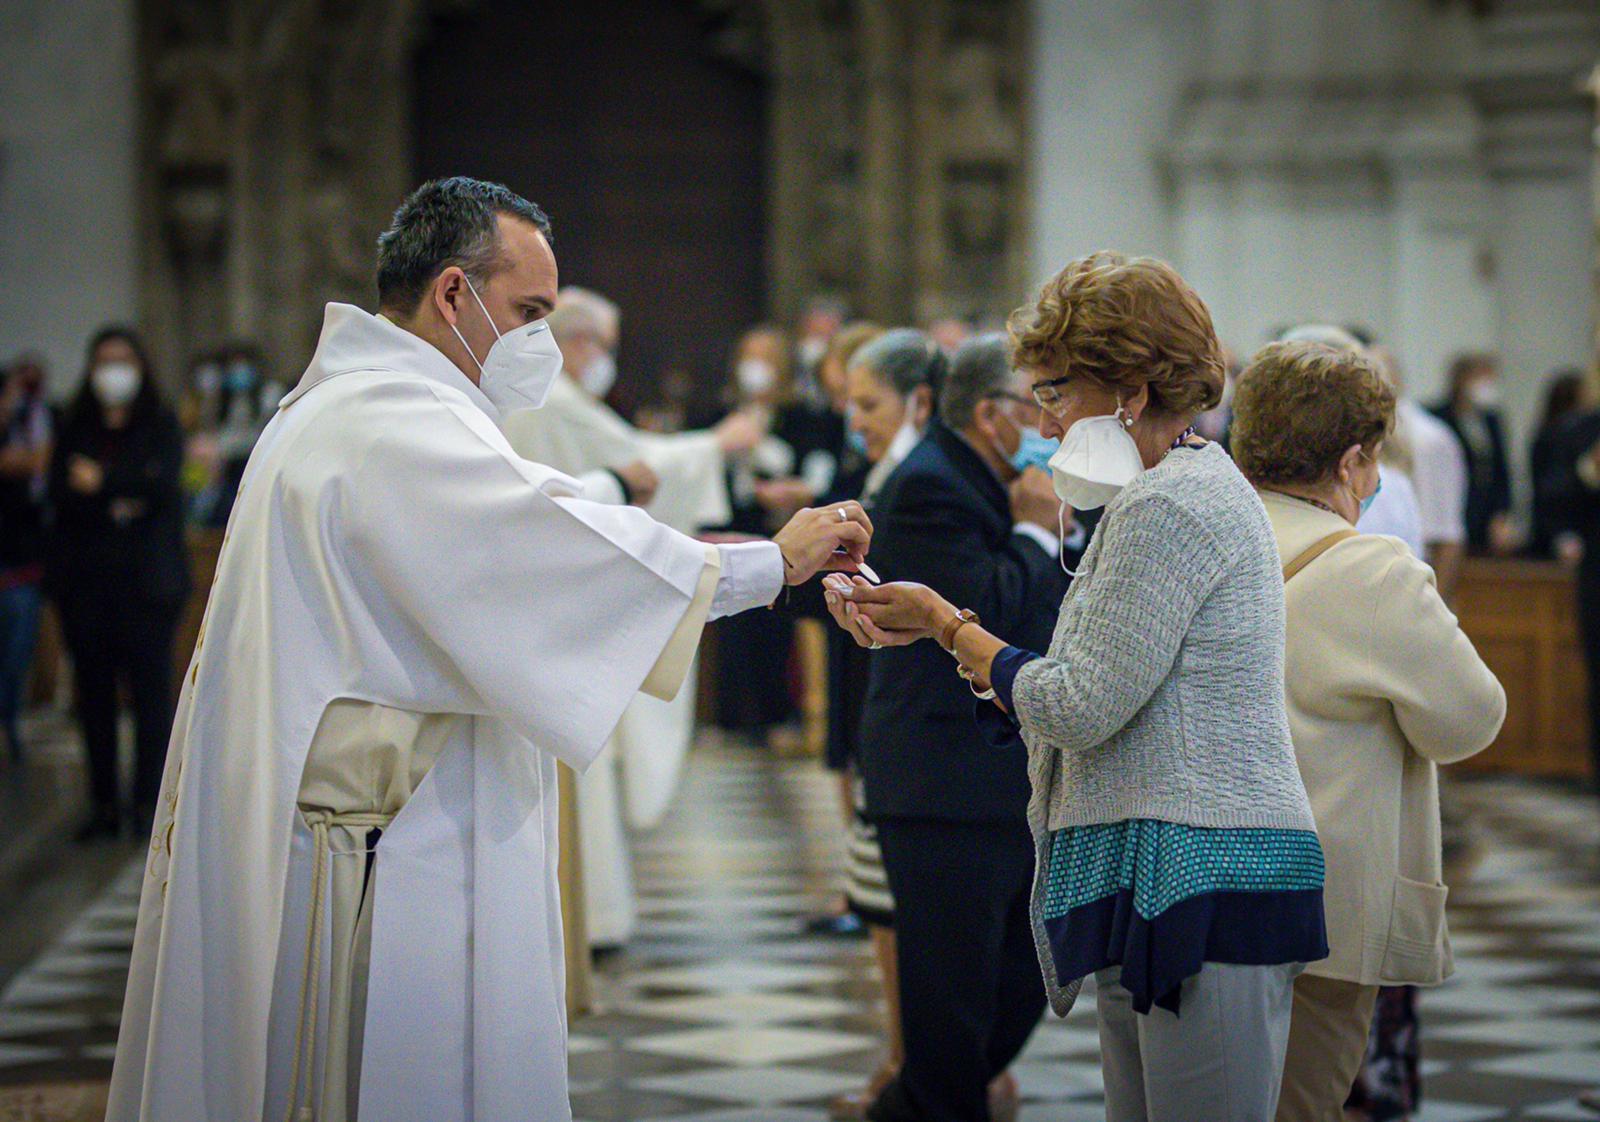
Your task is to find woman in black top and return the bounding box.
[1528,367,1586,559]
[48,327,190,839]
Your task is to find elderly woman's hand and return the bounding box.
[822,575,954,648]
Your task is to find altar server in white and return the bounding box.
[501,287,763,946]
[107,176,871,1122]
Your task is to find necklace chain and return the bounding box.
[1266,488,1340,516]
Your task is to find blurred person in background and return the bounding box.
[0,354,54,763]
[1542,384,1600,798]
[1229,341,1504,1122]
[178,352,226,523]
[1191,345,1240,445]
[1371,346,1469,600]
[814,321,885,505]
[926,316,972,356]
[47,327,190,840]
[795,294,848,403]
[500,285,763,949]
[204,343,285,527]
[1528,367,1586,561]
[794,322,885,942]
[1433,353,1514,555]
[832,331,1070,1122]
[713,324,836,742]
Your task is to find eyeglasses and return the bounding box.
[1030,374,1074,416]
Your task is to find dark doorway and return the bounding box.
[412,0,768,411]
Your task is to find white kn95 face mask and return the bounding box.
[449,275,564,414]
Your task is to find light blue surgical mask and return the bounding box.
[1011,429,1059,475]
[846,428,869,456]
[1359,476,1382,515]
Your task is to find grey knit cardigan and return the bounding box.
[1010,442,1318,1014]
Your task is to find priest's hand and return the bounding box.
[613,460,660,507]
[773,501,873,587]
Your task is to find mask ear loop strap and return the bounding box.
[1058,502,1082,578]
[447,274,502,374]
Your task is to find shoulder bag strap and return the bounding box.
[1283,529,1359,583]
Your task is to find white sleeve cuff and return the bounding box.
[578,469,626,506]
[1013,521,1059,557]
[710,541,785,619]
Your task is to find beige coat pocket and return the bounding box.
[1381,875,1449,985]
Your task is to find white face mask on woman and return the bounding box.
[1046,405,1145,510]
[91,361,142,408]
[736,358,777,397]
[449,275,564,413]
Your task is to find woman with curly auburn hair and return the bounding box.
[820,252,1327,1121]
[1230,341,1504,1122]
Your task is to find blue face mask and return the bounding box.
[1359,476,1382,515]
[225,362,258,394]
[1010,429,1060,475]
[846,427,869,456]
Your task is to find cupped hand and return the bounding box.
[821,576,952,648]
[773,501,874,586]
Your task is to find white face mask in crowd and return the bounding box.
[798,336,829,369]
[1046,405,1146,511]
[579,351,618,399]
[737,358,776,397]
[885,416,922,466]
[449,275,563,413]
[91,361,142,409]
[1469,379,1500,410]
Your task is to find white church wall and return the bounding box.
[1026,0,1201,278]
[0,0,139,396]
[1028,0,1597,519]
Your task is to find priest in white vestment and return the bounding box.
[107,176,872,1122]
[500,287,764,946]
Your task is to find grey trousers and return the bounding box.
[1096,962,1302,1122]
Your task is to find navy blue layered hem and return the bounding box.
[1043,887,1328,1015]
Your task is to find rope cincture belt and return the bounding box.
[285,809,394,1122]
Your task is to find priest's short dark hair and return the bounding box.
[376,177,552,313]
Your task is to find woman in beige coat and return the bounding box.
[1229,341,1506,1122]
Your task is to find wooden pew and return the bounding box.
[1454,557,1591,781]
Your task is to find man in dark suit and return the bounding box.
[1542,407,1600,796]
[858,334,1074,1122]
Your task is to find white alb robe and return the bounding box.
[501,377,728,944]
[107,304,753,1122]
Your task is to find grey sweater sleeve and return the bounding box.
[1011,491,1229,752]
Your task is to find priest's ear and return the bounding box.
[432,267,470,328]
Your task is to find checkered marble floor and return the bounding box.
[1,734,1598,1121]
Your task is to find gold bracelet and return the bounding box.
[957,661,996,700]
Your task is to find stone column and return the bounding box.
[1590,60,1600,378]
